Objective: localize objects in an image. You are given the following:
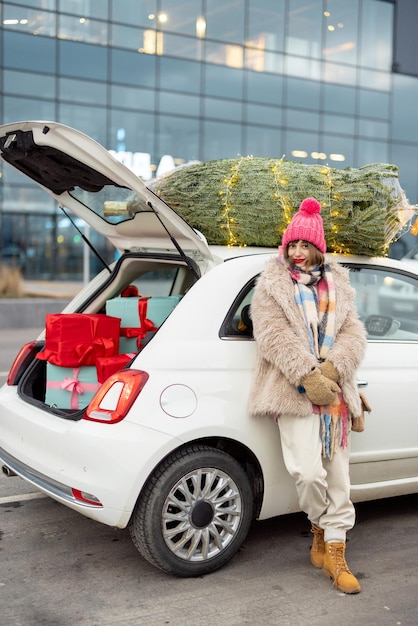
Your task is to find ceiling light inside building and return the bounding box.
[196,17,206,38]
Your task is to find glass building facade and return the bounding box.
[1,0,418,279]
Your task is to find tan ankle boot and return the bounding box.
[322,542,361,594]
[310,524,325,568]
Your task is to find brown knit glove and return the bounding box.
[301,368,341,406]
[319,360,339,383]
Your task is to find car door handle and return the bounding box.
[357,380,368,388]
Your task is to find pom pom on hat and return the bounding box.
[299,197,321,216]
[281,197,326,253]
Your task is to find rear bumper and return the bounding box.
[0,386,177,527]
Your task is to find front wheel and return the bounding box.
[129,444,254,576]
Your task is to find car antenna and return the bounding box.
[59,205,112,274]
[146,200,200,280]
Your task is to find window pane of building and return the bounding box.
[159,92,200,117]
[323,0,359,66]
[321,113,355,136]
[391,74,418,143]
[1,177,55,211]
[204,97,242,122]
[358,119,389,141]
[287,109,320,132]
[205,41,243,69]
[285,55,321,81]
[158,57,200,93]
[59,0,108,20]
[391,143,418,203]
[204,63,243,99]
[206,0,245,44]
[358,89,390,120]
[357,139,389,166]
[59,40,108,80]
[3,31,56,72]
[323,61,356,86]
[158,0,204,37]
[110,110,155,155]
[11,0,55,7]
[110,85,155,111]
[284,130,321,164]
[111,49,156,88]
[322,134,354,165]
[246,71,283,105]
[361,0,393,71]
[323,83,355,115]
[285,77,320,110]
[286,0,322,58]
[3,5,56,37]
[245,48,284,74]
[58,15,108,45]
[160,33,203,61]
[110,0,156,27]
[245,125,282,158]
[4,70,55,98]
[157,115,200,162]
[110,24,146,51]
[202,120,241,160]
[245,103,282,127]
[247,0,285,52]
[59,77,107,104]
[58,103,107,145]
[3,96,56,124]
[358,68,391,91]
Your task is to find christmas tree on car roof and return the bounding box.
[148,157,416,257]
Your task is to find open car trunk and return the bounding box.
[17,252,198,419]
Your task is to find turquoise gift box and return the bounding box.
[45,363,100,410]
[105,296,182,352]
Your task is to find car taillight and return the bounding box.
[83,369,149,424]
[7,341,43,386]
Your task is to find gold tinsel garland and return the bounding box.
[149,157,415,256]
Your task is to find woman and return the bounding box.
[249,197,367,594]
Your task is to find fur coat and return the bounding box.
[248,257,367,419]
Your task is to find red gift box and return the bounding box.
[95,353,136,384]
[37,313,121,367]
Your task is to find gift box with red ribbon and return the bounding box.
[45,363,101,410]
[36,313,121,367]
[105,296,181,353]
[95,353,136,384]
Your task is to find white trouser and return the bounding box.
[277,412,355,543]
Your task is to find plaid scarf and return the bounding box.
[278,250,349,459]
[290,263,335,360]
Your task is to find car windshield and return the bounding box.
[69,185,149,225]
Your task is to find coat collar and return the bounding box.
[259,256,355,331]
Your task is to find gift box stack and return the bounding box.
[105,293,182,353]
[37,292,182,410]
[37,313,122,410]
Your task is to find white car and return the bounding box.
[0,121,418,577]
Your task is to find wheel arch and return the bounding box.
[129,436,264,525]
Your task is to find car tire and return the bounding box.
[129,444,254,577]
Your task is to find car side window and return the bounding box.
[349,266,418,340]
[221,282,256,339]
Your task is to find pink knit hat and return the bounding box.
[281,197,326,253]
